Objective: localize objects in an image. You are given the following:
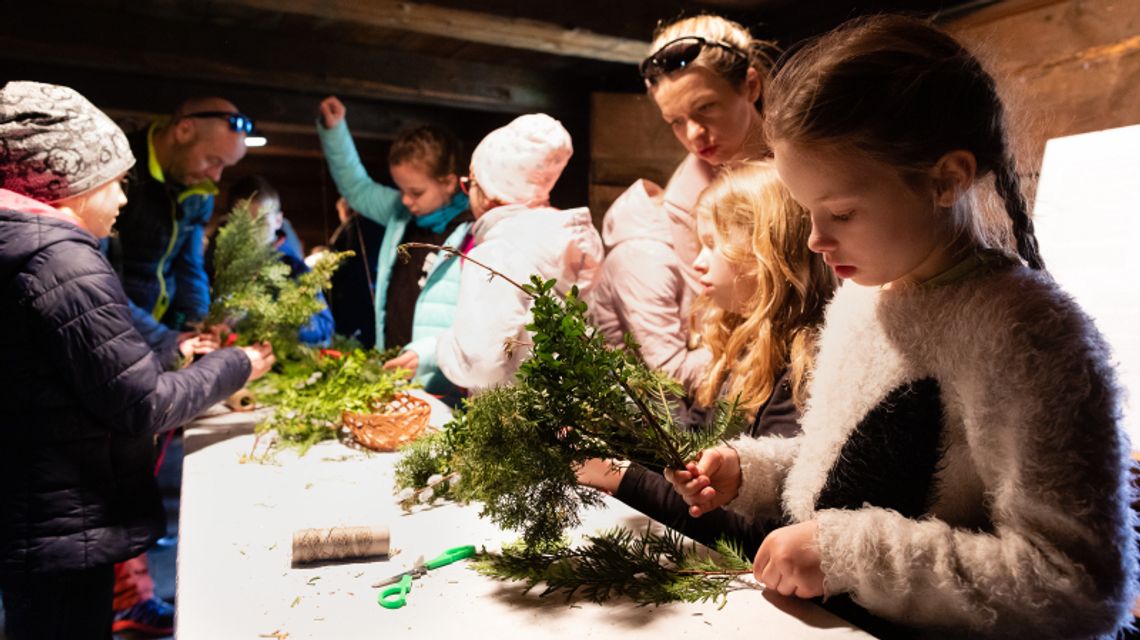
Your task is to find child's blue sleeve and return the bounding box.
[127,298,183,370]
[298,292,336,346]
[404,335,439,380]
[316,119,404,227]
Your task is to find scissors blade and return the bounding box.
[372,567,425,588]
[371,556,426,588]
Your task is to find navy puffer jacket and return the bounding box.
[0,202,250,575]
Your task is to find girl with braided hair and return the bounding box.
[667,15,1136,638]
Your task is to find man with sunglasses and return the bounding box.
[109,96,251,335]
[101,98,251,636]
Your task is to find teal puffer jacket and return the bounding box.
[317,120,470,395]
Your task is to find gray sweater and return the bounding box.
[727,257,1137,639]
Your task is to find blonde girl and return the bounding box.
[579,161,834,558]
[691,161,834,421]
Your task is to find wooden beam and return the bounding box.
[231,0,649,64]
[0,2,575,114]
[1020,32,1140,74]
[946,0,1069,29]
[2,60,515,155]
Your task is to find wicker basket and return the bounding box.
[342,393,431,452]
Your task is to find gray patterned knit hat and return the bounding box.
[0,81,135,203]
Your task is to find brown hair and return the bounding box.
[763,14,1044,270]
[649,15,776,95]
[388,124,462,181]
[692,161,835,414]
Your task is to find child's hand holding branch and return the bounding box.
[664,445,742,517]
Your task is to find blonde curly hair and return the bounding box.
[692,161,835,415]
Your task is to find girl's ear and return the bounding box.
[744,67,763,104]
[441,174,459,194]
[931,150,977,208]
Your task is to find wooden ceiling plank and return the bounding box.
[1,1,576,114]
[231,0,650,64]
[1,37,530,112]
[3,59,516,149]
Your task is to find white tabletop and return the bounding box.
[176,397,873,640]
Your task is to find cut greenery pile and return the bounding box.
[249,345,414,454]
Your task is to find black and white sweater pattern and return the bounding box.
[727,261,1137,639]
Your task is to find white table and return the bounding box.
[177,397,873,639]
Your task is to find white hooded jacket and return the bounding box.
[436,203,604,391]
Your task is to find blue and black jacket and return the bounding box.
[111,124,218,329]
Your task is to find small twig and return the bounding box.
[674,568,752,577]
[249,430,264,459]
[403,471,460,506]
[400,243,532,297]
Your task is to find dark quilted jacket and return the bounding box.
[0,203,250,575]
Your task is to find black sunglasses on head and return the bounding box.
[639,36,749,85]
[180,111,255,134]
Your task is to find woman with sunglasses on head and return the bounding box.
[109,97,251,336]
[589,15,774,399]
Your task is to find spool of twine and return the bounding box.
[291,526,390,565]
[224,389,256,412]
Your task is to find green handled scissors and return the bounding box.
[376,545,476,609]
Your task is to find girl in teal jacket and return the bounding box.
[317,96,472,399]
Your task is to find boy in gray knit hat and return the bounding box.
[0,80,135,202]
[0,81,274,640]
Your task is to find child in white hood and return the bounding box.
[436,114,604,391]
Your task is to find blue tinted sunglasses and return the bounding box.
[181,111,255,134]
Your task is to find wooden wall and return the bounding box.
[949,0,1140,195]
[588,93,686,228]
[587,0,1140,224]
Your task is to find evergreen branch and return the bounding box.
[391,244,745,552]
[207,197,352,357]
[608,367,685,469]
[473,527,756,606]
[400,241,683,466]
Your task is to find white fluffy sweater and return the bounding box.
[728,259,1137,638]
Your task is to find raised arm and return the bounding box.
[315,96,403,227]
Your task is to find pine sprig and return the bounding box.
[206,198,352,356]
[473,527,755,607]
